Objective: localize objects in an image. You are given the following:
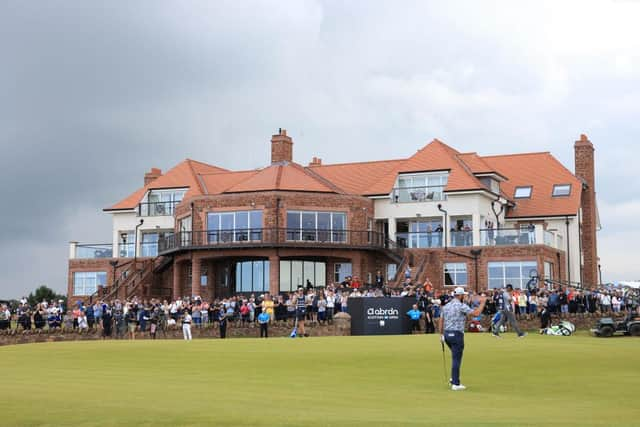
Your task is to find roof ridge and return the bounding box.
[482,151,551,159]
[186,158,229,172]
[294,163,345,194]
[312,158,407,168]
[274,164,283,189]
[198,169,260,176]
[186,159,206,195]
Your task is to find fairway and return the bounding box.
[1,334,638,427]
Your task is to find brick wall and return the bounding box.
[574,134,599,287]
[404,245,566,292]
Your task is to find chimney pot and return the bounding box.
[309,157,322,167]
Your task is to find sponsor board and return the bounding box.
[348,298,414,335]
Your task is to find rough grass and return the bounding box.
[0,333,638,427]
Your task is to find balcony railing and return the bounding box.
[396,232,443,249]
[138,201,180,217]
[75,244,113,259]
[480,228,535,246]
[450,230,473,247]
[391,186,446,203]
[158,228,388,253]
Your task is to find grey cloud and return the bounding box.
[1,0,639,297]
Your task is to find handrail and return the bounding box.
[158,228,388,254]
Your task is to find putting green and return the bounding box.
[0,333,638,427]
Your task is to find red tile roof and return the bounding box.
[105,159,227,210]
[106,138,583,218]
[221,162,339,194]
[482,152,582,218]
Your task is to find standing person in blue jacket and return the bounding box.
[407,304,422,333]
[439,287,487,391]
[257,310,270,338]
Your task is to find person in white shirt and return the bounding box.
[182,311,192,340]
[325,291,335,324]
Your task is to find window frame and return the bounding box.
[487,261,538,290]
[514,186,532,199]
[552,184,572,197]
[443,262,468,287]
[73,271,107,296]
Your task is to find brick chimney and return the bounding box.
[309,157,322,167]
[271,128,293,163]
[144,168,162,185]
[574,134,598,287]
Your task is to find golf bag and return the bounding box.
[491,312,506,333]
[540,320,575,336]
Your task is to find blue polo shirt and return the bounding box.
[407,309,421,320]
[257,312,270,324]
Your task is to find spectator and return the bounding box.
[407,304,421,334]
[182,309,192,341]
[257,310,270,338]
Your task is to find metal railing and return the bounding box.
[391,185,446,203]
[480,228,535,246]
[158,228,387,253]
[395,232,443,249]
[138,201,180,217]
[75,244,113,259]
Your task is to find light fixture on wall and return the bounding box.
[250,201,256,208]
[416,213,422,218]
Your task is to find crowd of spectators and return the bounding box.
[1,275,638,338]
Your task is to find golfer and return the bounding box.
[438,287,487,391]
[492,284,527,338]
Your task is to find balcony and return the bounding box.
[158,228,389,254]
[480,228,535,246]
[396,232,443,249]
[450,230,473,247]
[73,244,113,259]
[138,201,179,217]
[391,186,446,203]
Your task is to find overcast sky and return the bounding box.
[1,0,639,298]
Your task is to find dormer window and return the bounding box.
[514,186,532,199]
[552,184,571,197]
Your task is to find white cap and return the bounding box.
[454,287,468,296]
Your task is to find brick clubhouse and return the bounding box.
[68,130,599,301]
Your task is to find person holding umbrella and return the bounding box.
[438,287,487,391]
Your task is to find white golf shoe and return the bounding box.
[451,384,467,391]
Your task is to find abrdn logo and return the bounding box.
[367,308,399,316]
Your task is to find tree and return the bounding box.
[27,286,66,307]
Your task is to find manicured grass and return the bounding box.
[0,333,638,427]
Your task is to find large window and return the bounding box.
[118,231,135,258]
[141,230,173,257]
[73,272,107,295]
[286,211,347,242]
[280,260,326,292]
[335,262,352,283]
[235,260,269,293]
[179,216,192,246]
[141,189,186,216]
[396,219,443,248]
[207,210,262,243]
[444,263,468,287]
[488,261,537,289]
[393,173,448,203]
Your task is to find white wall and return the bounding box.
[374,192,507,246]
[111,211,175,256]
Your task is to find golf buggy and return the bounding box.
[591,310,640,337]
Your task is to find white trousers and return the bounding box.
[183,323,192,340]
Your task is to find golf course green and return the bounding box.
[0,333,638,426]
